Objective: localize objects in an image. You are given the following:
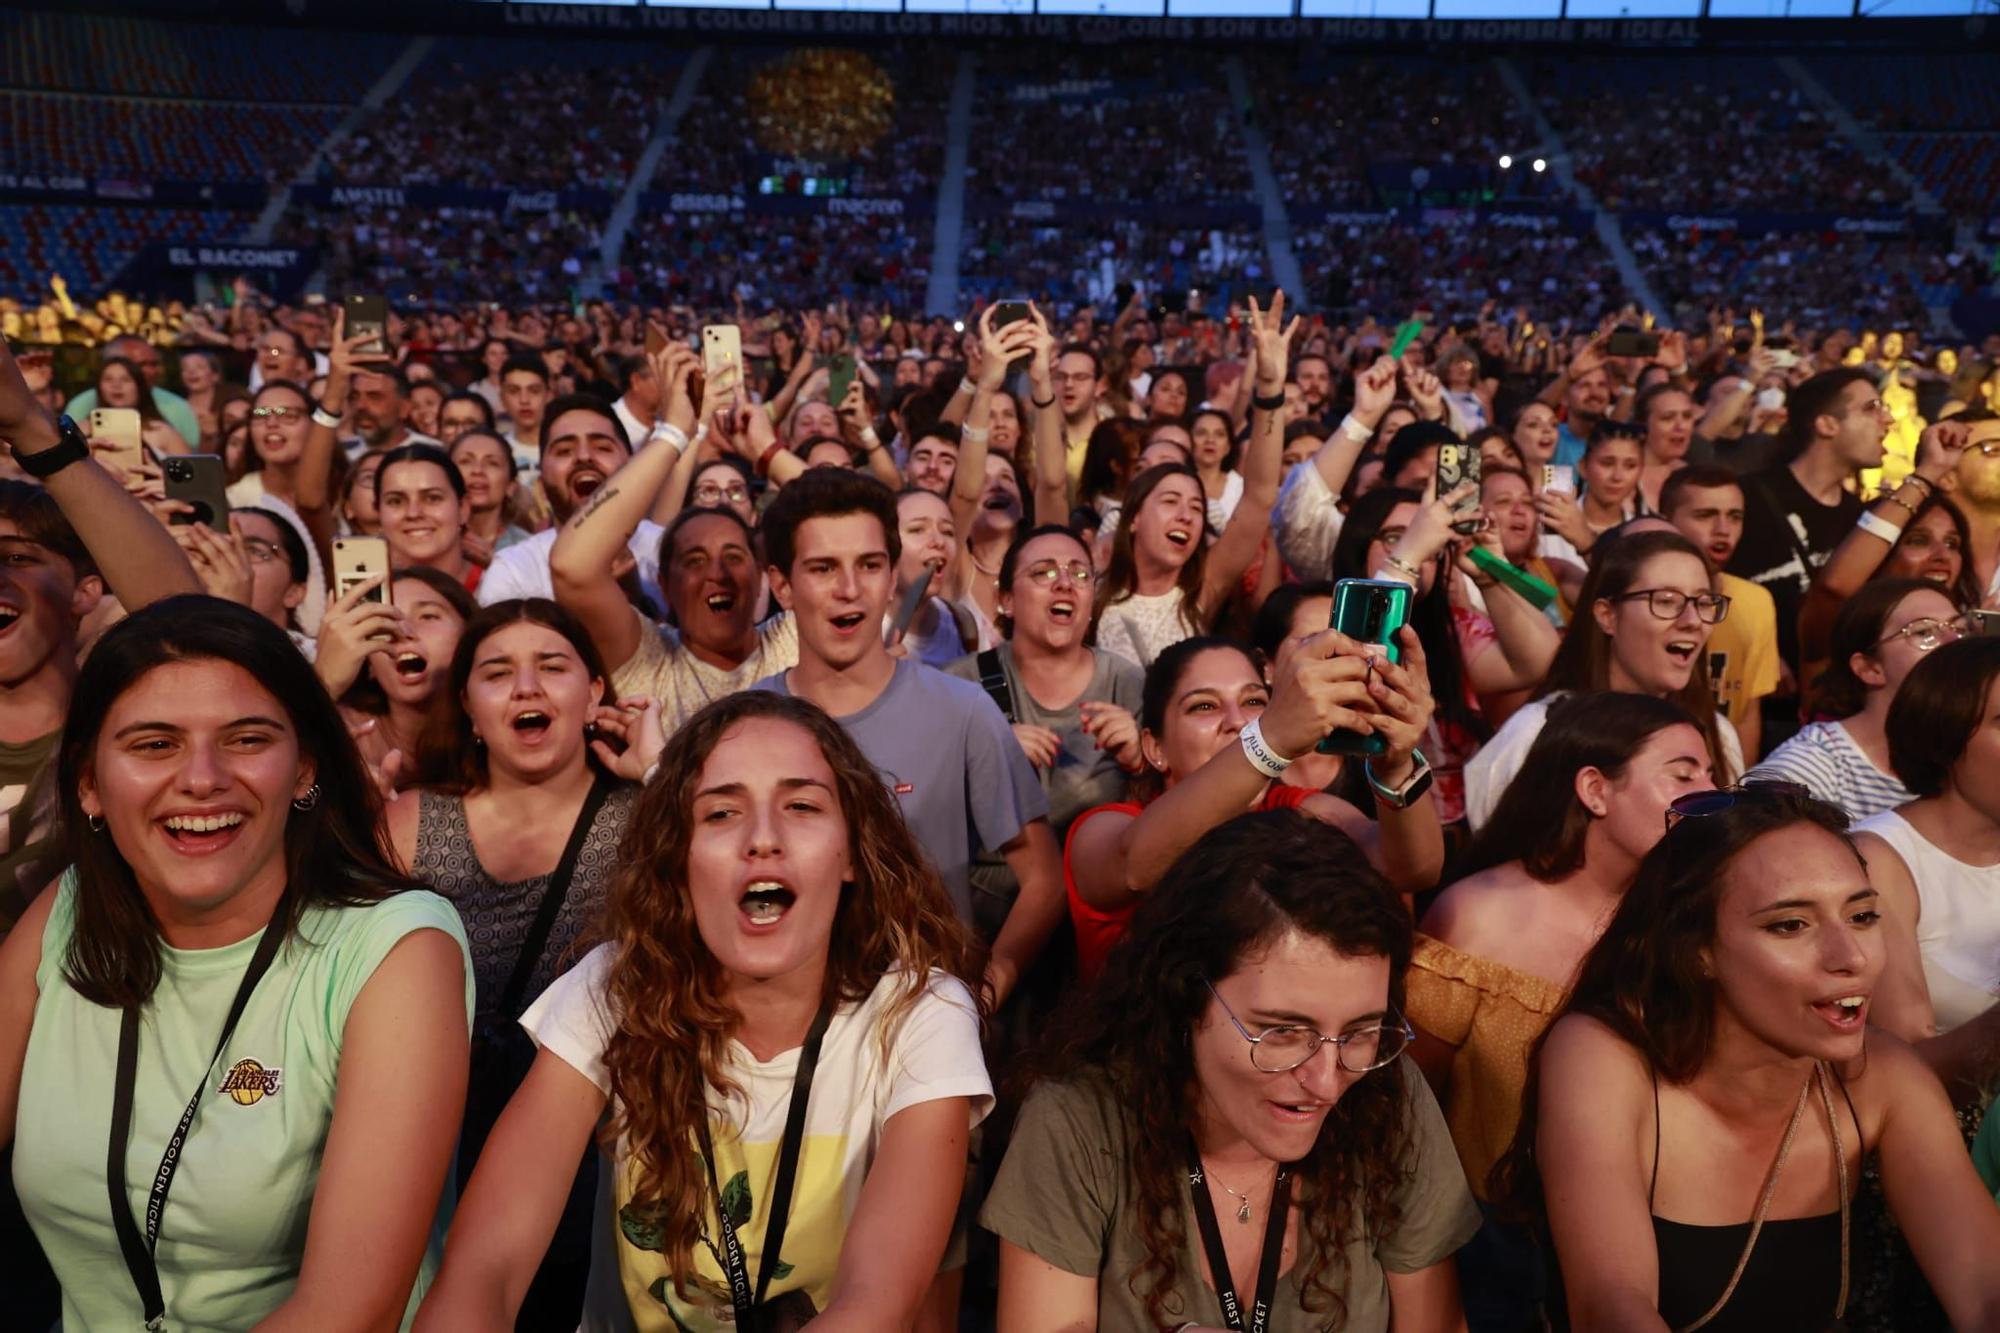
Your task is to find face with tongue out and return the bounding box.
[1705,822,1882,1064]
[79,658,314,924]
[463,619,605,782]
[687,716,852,981]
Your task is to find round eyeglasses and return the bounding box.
[1874,615,1966,653]
[1205,979,1411,1075]
[1019,560,1094,587]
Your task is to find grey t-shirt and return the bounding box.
[982,1061,1480,1331]
[755,658,1049,924]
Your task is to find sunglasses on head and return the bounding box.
[1664,780,1811,831]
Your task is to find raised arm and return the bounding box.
[1022,304,1069,526]
[298,312,377,516]
[953,309,1039,537]
[1315,353,1398,495]
[0,338,199,608]
[763,311,821,429]
[1456,526,1562,694]
[837,376,903,492]
[548,342,696,674]
[1199,290,1296,619]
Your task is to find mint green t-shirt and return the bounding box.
[13,874,473,1331]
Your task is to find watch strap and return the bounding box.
[1366,749,1433,810]
[15,414,92,480]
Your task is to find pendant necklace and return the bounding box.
[1213,1173,1256,1224]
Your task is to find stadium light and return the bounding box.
[1532,158,1547,173]
[1498,154,1513,169]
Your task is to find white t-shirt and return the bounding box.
[1463,692,1744,832]
[521,947,992,1332]
[477,522,665,607]
[611,607,799,734]
[1095,587,1196,670]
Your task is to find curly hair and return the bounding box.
[1031,809,1415,1329]
[598,691,977,1298]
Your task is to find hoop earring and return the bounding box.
[292,783,321,812]
[87,814,106,833]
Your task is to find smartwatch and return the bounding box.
[1366,749,1434,810]
[14,414,91,481]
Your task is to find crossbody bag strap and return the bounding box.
[975,648,1017,723]
[496,775,611,1020]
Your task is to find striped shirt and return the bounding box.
[1747,720,1913,822]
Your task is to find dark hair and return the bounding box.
[449,427,519,481]
[792,433,861,467]
[1458,692,1703,882]
[656,504,757,584]
[1537,528,1729,778]
[1189,407,1242,473]
[1587,417,1645,450]
[1777,367,1875,463]
[1381,421,1457,487]
[1332,486,1489,744]
[995,523,1092,640]
[1033,809,1415,1329]
[1138,635,1261,772]
[912,421,962,451]
[57,597,422,1008]
[374,442,466,502]
[759,466,900,577]
[353,360,411,398]
[1885,635,2000,798]
[616,353,652,394]
[239,504,310,584]
[500,352,550,385]
[415,598,616,793]
[252,377,312,413]
[1881,490,1980,612]
[1251,580,1334,662]
[392,565,478,622]
[1094,463,1209,643]
[1814,577,1943,720]
[540,392,630,454]
[1657,463,1743,520]
[1079,418,1145,507]
[1466,425,1523,473]
[97,356,164,423]
[1496,787,1858,1209]
[1057,342,1101,376]
[441,389,498,431]
[0,477,95,579]
[1635,380,1694,429]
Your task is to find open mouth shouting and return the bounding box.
[829,610,868,637]
[159,808,247,854]
[739,877,797,929]
[1663,637,1700,671]
[0,601,20,636]
[701,587,739,615]
[1165,526,1193,550]
[393,650,428,680]
[508,708,553,743]
[1812,992,1868,1032]
[1048,596,1078,626]
[570,468,607,501]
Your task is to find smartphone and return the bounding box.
[826,353,858,412]
[993,298,1031,331]
[1436,442,1482,533]
[702,324,742,391]
[332,537,392,606]
[1543,463,1576,495]
[1606,330,1661,359]
[1318,579,1413,756]
[644,323,669,357]
[343,294,389,357]
[888,565,933,644]
[1971,610,2000,637]
[161,453,229,529]
[87,407,145,476]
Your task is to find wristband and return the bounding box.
[653,422,690,452]
[13,414,90,481]
[1239,716,1294,779]
[858,426,881,453]
[961,424,990,446]
[1338,413,1373,445]
[957,377,977,397]
[1251,388,1287,413]
[1856,510,1904,544]
[1384,553,1425,584]
[1031,392,1055,409]
[1903,472,1935,494]
[642,760,661,786]
[756,439,786,478]
[311,407,343,430]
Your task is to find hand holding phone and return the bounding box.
[88,407,146,477]
[343,295,389,357]
[161,454,229,529]
[1313,579,1414,756]
[1436,443,1483,535]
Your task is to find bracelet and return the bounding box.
[642,759,661,786]
[310,407,342,430]
[755,439,786,478]
[858,426,882,454]
[1031,392,1055,409]
[1902,472,1936,495]
[654,422,690,452]
[1239,716,1294,778]
[1251,388,1287,413]
[961,424,990,445]
[1338,413,1373,445]
[1880,492,1918,518]
[1856,510,1905,544]
[1385,553,1426,583]
[958,376,977,397]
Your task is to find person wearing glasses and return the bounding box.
[1747,579,1961,820]
[1503,784,2000,1332]
[984,809,1478,1331]
[1466,528,1742,831]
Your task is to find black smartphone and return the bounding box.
[1970,610,2000,637]
[344,294,388,356]
[1606,329,1661,359]
[1436,442,1482,535]
[1318,579,1413,757]
[827,353,858,411]
[992,298,1032,370]
[161,453,230,529]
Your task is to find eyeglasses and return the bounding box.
[1664,780,1810,831]
[1205,979,1412,1075]
[1019,560,1094,587]
[1874,615,1966,653]
[1614,588,1731,624]
[241,538,281,565]
[1841,397,1886,417]
[251,406,307,421]
[693,482,749,505]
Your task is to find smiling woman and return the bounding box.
[0,596,472,1331]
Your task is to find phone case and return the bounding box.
[332,538,391,604]
[1317,579,1413,756]
[162,455,229,529]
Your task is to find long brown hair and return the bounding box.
[1536,528,1735,782]
[1032,809,1415,1329]
[1093,462,1209,642]
[600,692,976,1295]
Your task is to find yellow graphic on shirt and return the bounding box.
[217,1058,282,1106]
[617,1133,850,1333]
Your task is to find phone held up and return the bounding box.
[1436,442,1483,535]
[343,294,389,357]
[161,454,229,530]
[1317,578,1412,757]
[87,407,145,477]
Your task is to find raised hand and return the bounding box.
[1246,290,1300,393]
[588,696,666,783]
[1351,354,1399,427]
[1078,701,1143,774]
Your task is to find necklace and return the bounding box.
[1207,1165,1262,1224]
[970,550,1003,580]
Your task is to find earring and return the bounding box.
[86,814,106,833]
[292,783,321,812]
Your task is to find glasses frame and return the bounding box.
[1204,979,1411,1075]
[1613,587,1731,625]
[1872,614,1967,653]
[1663,779,1811,831]
[1018,559,1095,588]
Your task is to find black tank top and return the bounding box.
[1648,1066,1863,1332]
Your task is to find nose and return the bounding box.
[511,665,545,699]
[1822,919,1871,976]
[176,738,228,798]
[1219,701,1252,739]
[1290,1042,1349,1103]
[832,563,862,601]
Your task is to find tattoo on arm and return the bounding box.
[568,484,622,531]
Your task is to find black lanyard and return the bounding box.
[106,912,286,1332]
[693,993,836,1332]
[1187,1144,1293,1333]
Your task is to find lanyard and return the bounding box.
[106,913,286,1332]
[1187,1144,1292,1333]
[694,994,836,1332]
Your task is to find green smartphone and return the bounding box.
[827,353,858,410]
[1318,578,1413,757]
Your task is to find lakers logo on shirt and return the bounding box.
[218,1058,282,1106]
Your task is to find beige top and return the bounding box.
[1404,934,1569,1201]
